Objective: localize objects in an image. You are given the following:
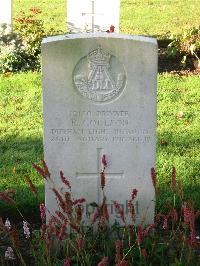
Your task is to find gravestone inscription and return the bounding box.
[67,0,120,33]
[42,33,157,225]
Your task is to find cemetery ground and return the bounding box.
[0,0,200,264]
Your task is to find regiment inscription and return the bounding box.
[49,109,151,143]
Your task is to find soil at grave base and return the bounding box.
[158,48,200,76]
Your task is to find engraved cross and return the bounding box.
[82,0,103,32]
[76,148,124,204]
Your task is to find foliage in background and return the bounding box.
[0,23,26,73]
[14,0,66,35]
[13,0,200,38]
[0,9,60,73]
[14,9,45,57]
[0,162,199,265]
[2,2,200,73]
[167,26,200,66]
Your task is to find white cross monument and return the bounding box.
[0,0,12,27]
[67,0,120,33]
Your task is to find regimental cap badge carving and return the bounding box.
[73,46,126,103]
[87,46,110,66]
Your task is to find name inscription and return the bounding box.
[49,110,152,143]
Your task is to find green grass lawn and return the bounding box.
[0,73,44,219]
[13,0,200,37]
[0,73,199,220]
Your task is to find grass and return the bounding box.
[157,74,200,211]
[0,73,199,219]
[120,0,200,37]
[13,0,200,37]
[0,73,44,220]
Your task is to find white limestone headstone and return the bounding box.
[42,33,157,225]
[0,0,12,26]
[67,0,120,33]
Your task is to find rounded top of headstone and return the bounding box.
[42,33,157,46]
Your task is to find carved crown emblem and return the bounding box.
[73,46,126,103]
[87,46,110,66]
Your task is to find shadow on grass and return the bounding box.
[0,185,44,224]
[0,136,43,169]
[157,130,199,180]
[156,184,200,230]
[0,137,44,222]
[146,36,196,73]
[157,129,200,212]
[156,184,200,211]
[158,129,200,156]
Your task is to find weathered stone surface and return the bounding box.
[42,33,157,225]
[67,0,120,33]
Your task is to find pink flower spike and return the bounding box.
[116,260,129,266]
[23,221,30,239]
[113,201,125,223]
[98,256,109,266]
[190,228,196,244]
[109,25,115,32]
[131,189,138,200]
[151,167,157,188]
[102,154,108,168]
[182,202,191,224]
[73,198,86,205]
[136,225,143,244]
[141,248,148,258]
[115,240,122,263]
[58,222,67,240]
[162,215,168,230]
[5,218,11,230]
[76,237,84,250]
[91,208,99,224]
[60,171,71,189]
[64,258,72,266]
[143,224,155,236]
[5,247,15,260]
[40,203,46,221]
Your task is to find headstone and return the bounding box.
[42,33,157,225]
[67,0,120,33]
[0,0,12,26]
